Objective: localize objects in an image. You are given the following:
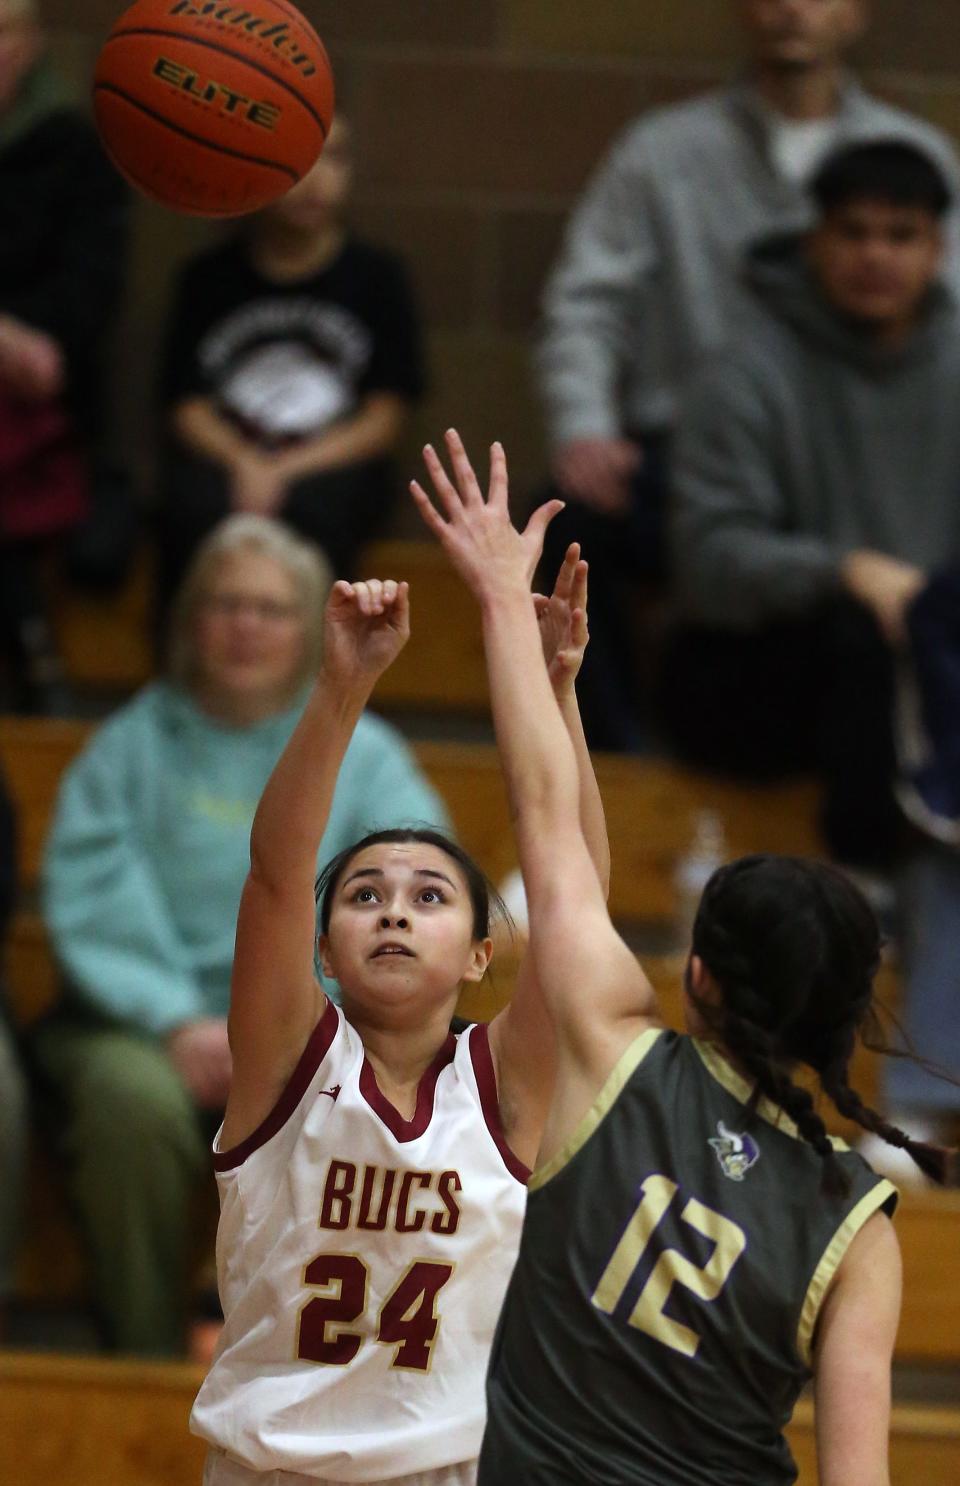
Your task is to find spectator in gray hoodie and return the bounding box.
[537,0,960,751]
[665,139,958,866]
[666,140,960,1169]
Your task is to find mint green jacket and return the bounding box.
[42,684,449,1034]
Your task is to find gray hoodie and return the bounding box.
[671,238,960,629]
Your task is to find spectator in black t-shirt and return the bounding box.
[157,115,425,603]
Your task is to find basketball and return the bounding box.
[92,0,335,217]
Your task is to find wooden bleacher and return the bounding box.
[0,717,824,1026]
[0,1350,958,1486]
[49,539,492,712]
[50,540,495,712]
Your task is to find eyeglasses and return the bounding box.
[201,593,302,624]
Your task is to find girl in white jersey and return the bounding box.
[191,534,607,1486]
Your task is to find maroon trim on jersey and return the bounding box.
[214,999,340,1171]
[469,1023,531,1185]
[358,1033,458,1141]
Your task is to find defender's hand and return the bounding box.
[322,579,410,688]
[411,429,563,603]
[535,542,589,697]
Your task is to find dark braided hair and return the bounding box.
[689,855,953,1191]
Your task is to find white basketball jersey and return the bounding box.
[191,1002,528,1481]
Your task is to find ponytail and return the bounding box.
[690,854,958,1192]
[820,1069,954,1186]
[714,1000,848,1196]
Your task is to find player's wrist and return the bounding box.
[478,580,533,619]
[316,662,375,713]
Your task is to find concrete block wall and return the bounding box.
[42,0,960,514]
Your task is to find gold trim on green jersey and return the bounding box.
[693,1039,850,1150]
[797,1179,898,1365]
[529,1027,665,1192]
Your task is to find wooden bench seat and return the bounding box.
[0,726,817,906]
[0,717,824,1025]
[1,1351,959,1486]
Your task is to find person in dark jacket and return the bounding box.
[0,0,128,712]
[664,140,960,1170]
[665,140,959,868]
[0,761,25,1336]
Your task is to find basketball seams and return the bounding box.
[99,25,329,137]
[94,81,298,185]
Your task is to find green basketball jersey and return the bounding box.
[479,1028,896,1486]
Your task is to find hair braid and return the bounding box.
[820,1070,952,1186]
[690,855,959,1194]
[719,1007,848,1195]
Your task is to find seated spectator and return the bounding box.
[664,140,960,1167]
[535,0,960,751]
[664,139,958,866]
[31,515,450,1357]
[157,114,425,606]
[0,763,25,1339]
[0,0,128,712]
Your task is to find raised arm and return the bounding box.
[536,548,610,898]
[482,545,612,1158]
[411,434,656,1087]
[222,579,409,1148]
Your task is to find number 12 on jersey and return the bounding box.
[592,1173,746,1358]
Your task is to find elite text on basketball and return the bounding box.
[153,56,281,130]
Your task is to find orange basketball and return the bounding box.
[93,0,335,217]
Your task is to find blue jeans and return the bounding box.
[885,843,960,1117]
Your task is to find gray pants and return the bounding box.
[30,1012,218,1355]
[0,1017,27,1301]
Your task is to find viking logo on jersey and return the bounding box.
[708,1120,760,1181]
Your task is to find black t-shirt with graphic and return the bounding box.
[161,235,425,449]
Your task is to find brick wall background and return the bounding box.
[42,0,960,519]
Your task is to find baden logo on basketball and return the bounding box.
[169,1,319,78]
[153,56,281,129]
